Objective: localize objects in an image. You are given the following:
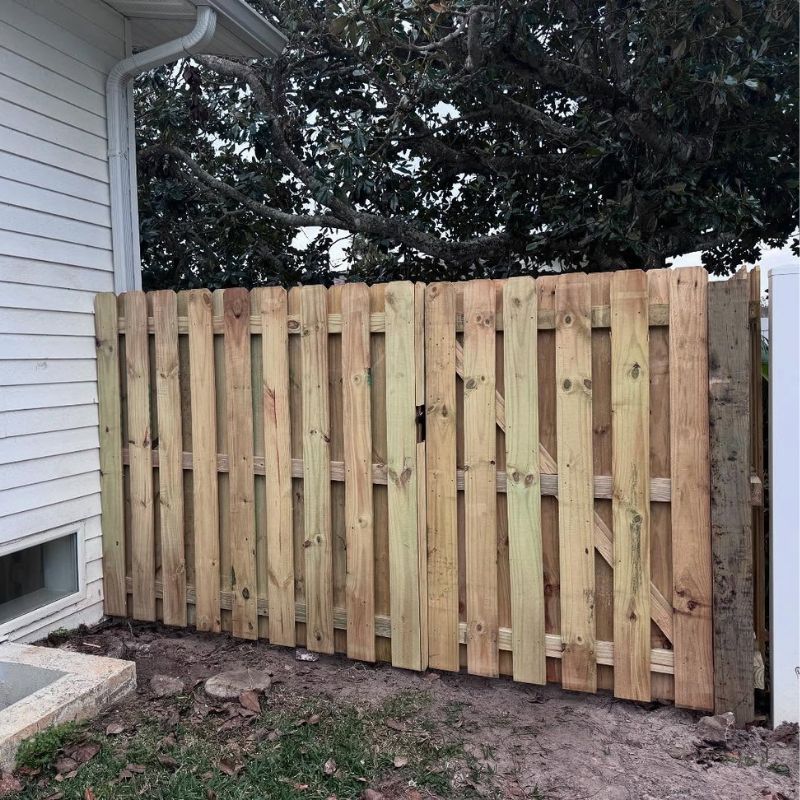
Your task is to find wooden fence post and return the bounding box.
[709,277,754,723]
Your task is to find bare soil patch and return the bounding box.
[12,622,797,800]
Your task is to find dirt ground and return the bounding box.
[31,622,799,799]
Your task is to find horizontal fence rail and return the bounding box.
[95,269,762,715]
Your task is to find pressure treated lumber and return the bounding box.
[503,277,546,684]
[301,285,334,653]
[342,283,375,662]
[384,281,424,671]
[463,279,499,678]
[94,293,127,617]
[555,274,596,693]
[610,270,651,701]
[186,289,221,633]
[124,291,156,622]
[670,267,713,710]
[255,287,296,647]
[424,282,460,671]
[223,289,258,640]
[709,278,754,723]
[152,290,187,627]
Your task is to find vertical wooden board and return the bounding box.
[748,268,766,658]
[251,323,267,642]
[301,285,334,653]
[503,277,546,684]
[288,287,306,645]
[328,286,348,654]
[611,270,651,701]
[186,290,221,632]
[462,279,498,678]
[385,281,423,671]
[369,284,392,663]
[212,290,232,632]
[254,287,295,647]
[494,280,512,678]
[94,293,127,617]
[669,267,713,710]
[555,274,596,693]
[342,283,375,662]
[123,292,156,622]
[425,282,459,671]
[589,273,614,693]
[709,278,754,722]
[152,291,187,628]
[415,283,429,670]
[536,277,561,683]
[647,270,674,702]
[223,289,258,640]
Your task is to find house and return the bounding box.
[0,0,285,642]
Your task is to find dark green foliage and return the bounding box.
[136,0,798,288]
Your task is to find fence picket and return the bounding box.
[95,293,126,617]
[223,289,258,640]
[670,268,713,710]
[342,283,375,662]
[254,287,295,647]
[611,270,651,701]
[123,291,156,622]
[152,290,186,628]
[555,274,596,692]
[503,277,546,684]
[463,279,498,678]
[385,281,423,671]
[186,289,221,632]
[301,285,335,653]
[424,282,459,671]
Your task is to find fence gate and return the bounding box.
[95,269,761,716]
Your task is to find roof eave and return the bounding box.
[206,0,287,58]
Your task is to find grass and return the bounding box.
[11,688,494,800]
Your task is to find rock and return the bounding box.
[204,668,272,700]
[149,674,185,698]
[697,712,735,745]
[0,772,22,797]
[361,790,385,800]
[668,743,694,760]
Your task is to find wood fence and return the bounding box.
[95,268,762,717]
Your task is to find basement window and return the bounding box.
[0,531,80,626]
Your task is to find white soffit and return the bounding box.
[105,0,286,58]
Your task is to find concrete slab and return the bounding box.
[0,643,136,770]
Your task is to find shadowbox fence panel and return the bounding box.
[95,269,761,714]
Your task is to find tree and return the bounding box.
[136,0,798,288]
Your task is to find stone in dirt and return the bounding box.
[696,712,736,745]
[149,675,185,698]
[204,668,272,700]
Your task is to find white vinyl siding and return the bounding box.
[0,0,126,642]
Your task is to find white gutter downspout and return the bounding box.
[106,6,218,292]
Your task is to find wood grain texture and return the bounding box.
[463,279,499,678]
[254,287,295,646]
[186,289,221,633]
[123,291,155,622]
[342,283,375,662]
[94,293,126,617]
[222,290,257,639]
[503,277,546,684]
[384,281,423,671]
[610,270,651,701]
[709,278,754,722]
[301,285,334,653]
[424,282,460,671]
[152,290,187,628]
[670,267,713,710]
[555,274,596,692]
